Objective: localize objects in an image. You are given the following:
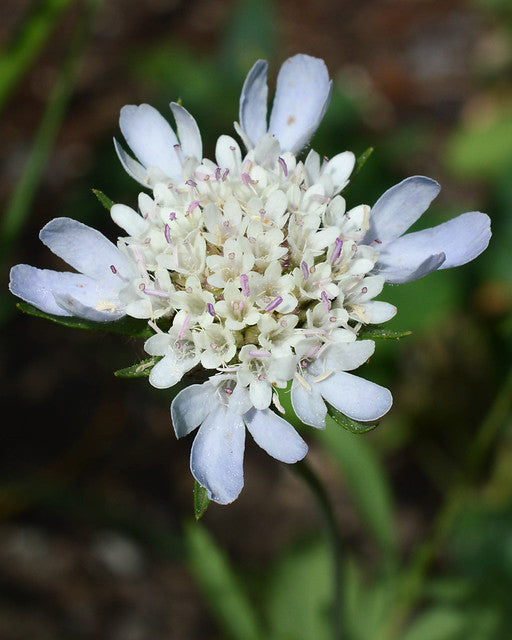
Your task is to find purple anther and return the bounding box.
[207,303,216,317]
[169,212,177,221]
[142,288,170,299]
[187,200,200,214]
[321,290,331,312]
[164,224,172,244]
[331,238,343,263]
[225,386,233,395]
[186,179,197,188]
[222,168,230,181]
[177,314,191,340]
[374,238,382,244]
[241,172,253,186]
[110,265,117,274]
[361,286,368,295]
[215,167,221,181]
[265,296,283,312]
[278,156,288,177]
[248,350,271,358]
[301,261,310,280]
[240,274,250,297]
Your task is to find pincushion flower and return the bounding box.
[9,52,492,506]
[9,217,137,321]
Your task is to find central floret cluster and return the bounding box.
[111,132,393,412]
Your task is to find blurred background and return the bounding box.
[1,0,512,638]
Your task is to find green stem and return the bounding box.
[294,460,344,640]
[380,363,512,639]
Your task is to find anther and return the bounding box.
[207,303,216,316]
[331,238,343,263]
[278,156,288,177]
[265,296,283,312]
[301,261,309,281]
[240,274,250,297]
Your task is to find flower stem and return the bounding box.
[294,459,344,640]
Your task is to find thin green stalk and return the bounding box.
[380,363,512,639]
[0,0,99,262]
[294,460,344,640]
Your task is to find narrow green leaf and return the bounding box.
[355,146,374,175]
[326,401,379,434]
[358,327,413,340]
[92,188,115,211]
[114,357,161,378]
[184,521,262,640]
[193,480,210,520]
[16,302,152,338]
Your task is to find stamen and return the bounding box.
[294,372,312,391]
[164,224,172,244]
[177,313,191,340]
[186,179,197,188]
[248,350,271,358]
[187,200,200,214]
[314,370,334,383]
[142,288,170,299]
[110,265,117,274]
[331,238,343,263]
[265,296,283,312]
[215,167,221,181]
[240,274,250,297]
[321,290,331,312]
[207,303,216,317]
[361,286,368,295]
[222,168,230,181]
[169,212,177,221]
[278,156,288,177]
[301,261,310,280]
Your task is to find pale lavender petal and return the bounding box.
[244,408,308,463]
[113,138,149,186]
[190,407,245,504]
[377,252,446,284]
[317,371,392,422]
[171,383,216,438]
[170,102,202,161]
[359,301,397,323]
[380,211,491,281]
[268,54,332,154]
[9,265,96,316]
[52,292,124,322]
[239,59,268,147]
[322,339,375,372]
[119,104,181,179]
[365,176,441,245]
[39,217,134,284]
[290,378,327,429]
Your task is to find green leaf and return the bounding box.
[264,540,332,640]
[92,188,114,211]
[114,357,161,378]
[326,402,379,434]
[355,146,374,174]
[16,302,152,338]
[193,480,210,520]
[358,326,413,340]
[314,420,397,557]
[401,607,469,640]
[184,521,262,640]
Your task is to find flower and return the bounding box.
[291,331,392,429]
[114,102,203,187]
[9,217,137,321]
[364,176,491,284]
[171,376,308,504]
[9,52,492,506]
[237,53,332,155]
